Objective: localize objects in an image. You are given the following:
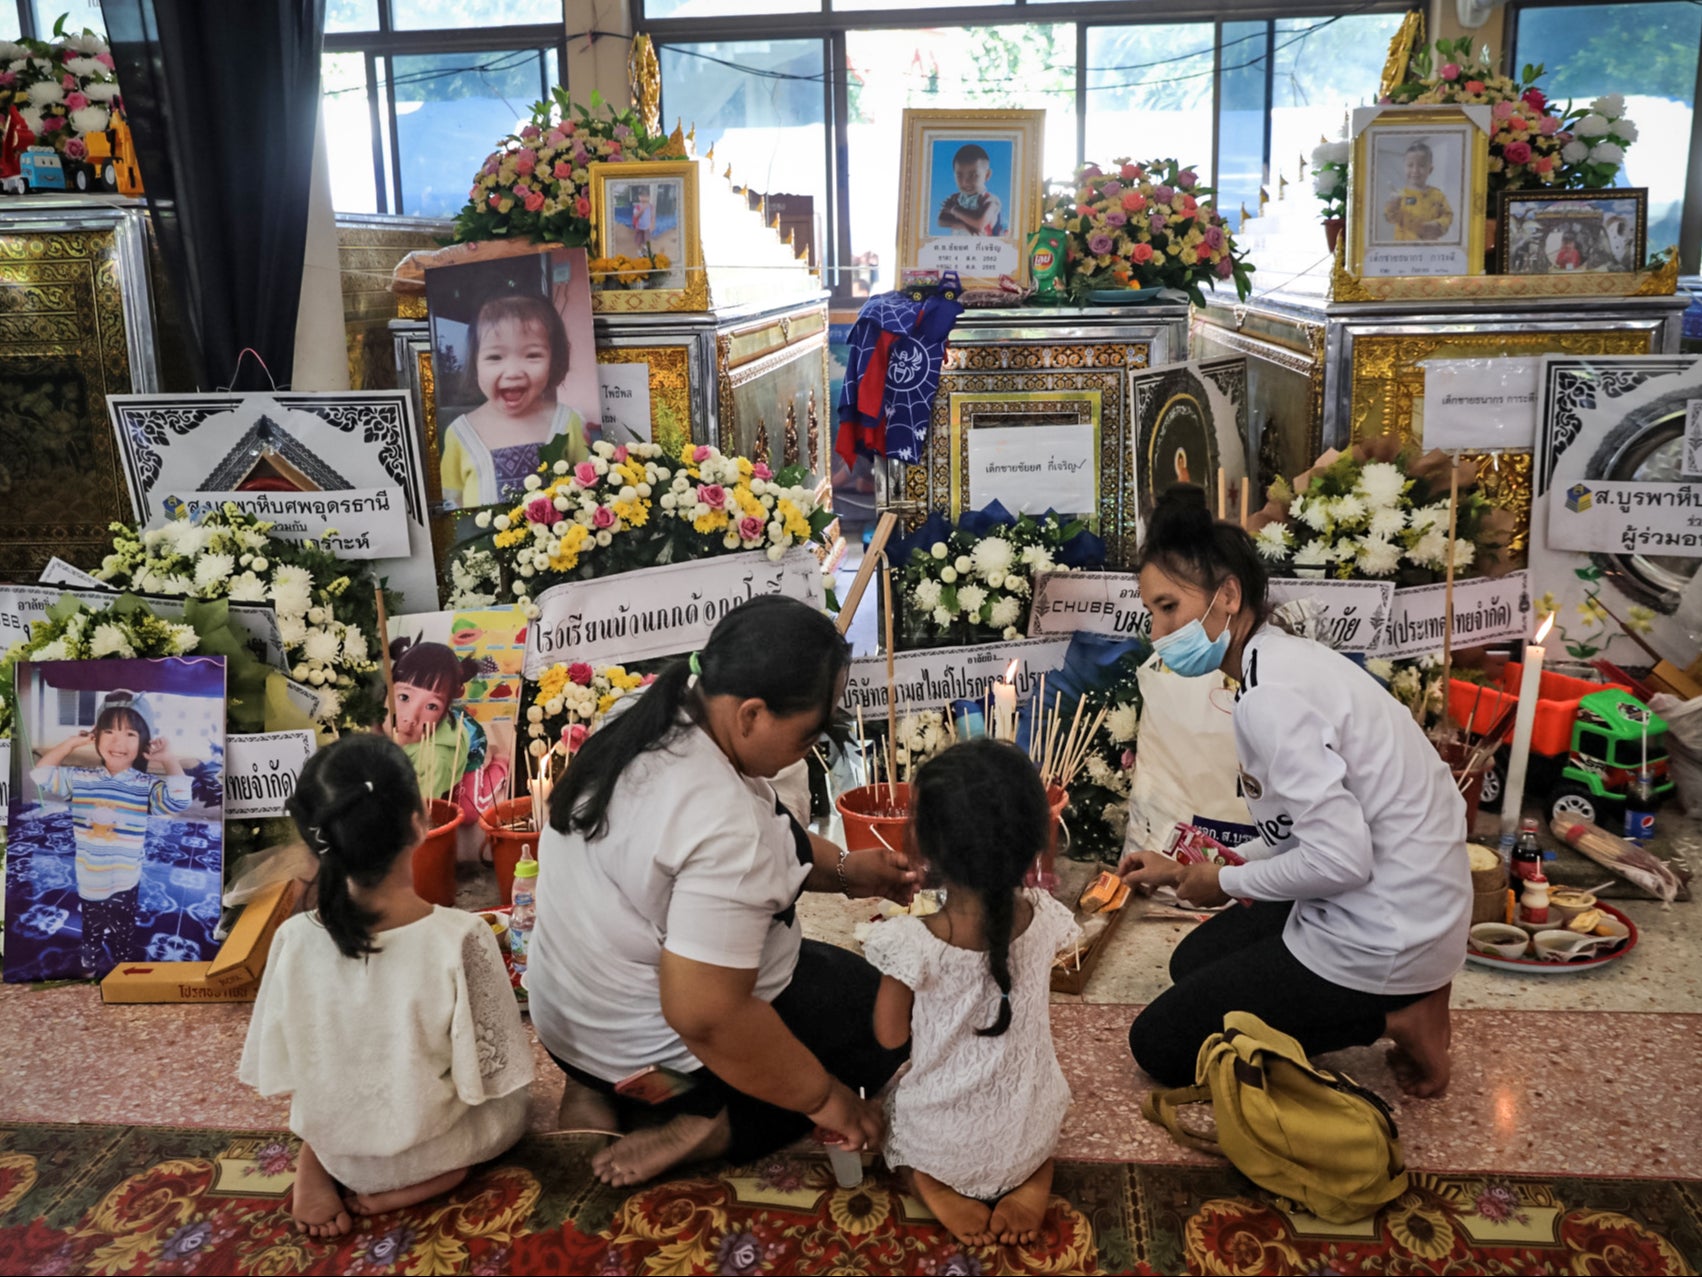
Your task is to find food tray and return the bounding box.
[1464,903,1638,975]
[1051,894,1129,995]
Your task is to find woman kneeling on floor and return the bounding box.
[526,596,919,1186]
[240,734,534,1237]
[1119,485,1470,1098]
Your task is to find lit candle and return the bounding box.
[1499,613,1554,847]
[993,661,1019,742]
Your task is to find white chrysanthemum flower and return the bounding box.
[1313,140,1350,165]
[1561,139,1590,164]
[1331,493,1367,525]
[1356,537,1403,577]
[1105,704,1140,742]
[1590,142,1625,167]
[70,105,109,134]
[302,627,342,665]
[1086,754,1116,786]
[932,605,955,628]
[0,41,26,59]
[316,687,342,720]
[1407,529,1448,568]
[1019,545,1055,573]
[342,629,369,664]
[1313,171,1340,196]
[1255,522,1294,561]
[1449,539,1476,570]
[1293,539,1331,567]
[1574,113,1610,138]
[27,81,64,105]
[970,536,1015,581]
[224,571,266,602]
[90,622,135,659]
[957,583,988,616]
[1356,461,1406,509]
[913,578,943,609]
[988,595,1022,630]
[1589,93,1625,120]
[168,623,201,654]
[1369,507,1407,540]
[1616,118,1639,143]
[19,106,42,134]
[940,566,958,584]
[34,639,72,661]
[191,552,233,591]
[1293,496,1330,531]
[277,614,307,647]
[1005,575,1030,596]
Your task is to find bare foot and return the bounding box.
[346,1167,468,1217]
[291,1143,352,1239]
[912,1170,994,1247]
[989,1158,1053,1246]
[557,1075,619,1145]
[1385,982,1452,1098]
[591,1110,730,1188]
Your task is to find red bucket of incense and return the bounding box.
[836,782,911,853]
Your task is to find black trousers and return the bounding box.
[80,885,138,978]
[1127,901,1426,1088]
[553,938,908,1164]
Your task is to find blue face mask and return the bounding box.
[1154,589,1230,678]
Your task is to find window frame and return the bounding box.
[1505,0,1702,273]
[644,0,1418,302]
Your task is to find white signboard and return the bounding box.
[281,677,324,723]
[1267,577,1396,655]
[1547,481,1702,558]
[842,636,1072,715]
[1379,570,1529,659]
[966,425,1097,517]
[39,558,112,590]
[1028,571,1149,640]
[1421,358,1540,452]
[917,236,1020,280]
[524,548,824,677]
[166,488,409,560]
[0,584,285,672]
[225,730,317,818]
[597,363,652,445]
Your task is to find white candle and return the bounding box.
[993,661,1018,741]
[1499,614,1554,845]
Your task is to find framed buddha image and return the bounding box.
[1348,104,1490,278]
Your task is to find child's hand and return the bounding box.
[1117,851,1183,895]
[144,737,171,762]
[809,1079,884,1152]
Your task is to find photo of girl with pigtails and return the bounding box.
[385,635,515,826]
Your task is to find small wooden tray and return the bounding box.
[1051,897,1129,995]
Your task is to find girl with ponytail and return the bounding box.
[864,739,1081,1248]
[240,734,533,1239]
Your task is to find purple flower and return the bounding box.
[1216,256,1234,278]
[1104,210,1128,227]
[716,1231,764,1275]
[160,1220,214,1262]
[614,123,634,141]
[357,1227,416,1268]
[1154,184,1175,204]
[1202,224,1224,250]
[1177,169,1198,190]
[1149,213,1167,232]
[1101,180,1122,197]
[1087,232,1114,255]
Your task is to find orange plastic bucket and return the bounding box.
[836,782,911,852]
[413,798,464,907]
[478,797,540,906]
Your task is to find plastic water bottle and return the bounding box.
[507,858,539,978]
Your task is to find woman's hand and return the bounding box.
[808,1079,885,1152]
[842,845,920,907]
[1174,862,1229,908]
[1116,851,1183,895]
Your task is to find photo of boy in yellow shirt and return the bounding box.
[1382,139,1453,242]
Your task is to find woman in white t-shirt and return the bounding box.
[527,596,919,1186]
[1120,485,1470,1099]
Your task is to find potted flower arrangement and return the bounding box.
[525,660,655,761]
[1248,440,1514,585]
[457,438,835,616]
[451,88,669,249]
[1041,157,1255,306]
[588,252,673,290]
[894,505,1105,650]
[0,19,121,177]
[1310,137,1350,253]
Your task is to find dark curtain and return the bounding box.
[100,0,327,391]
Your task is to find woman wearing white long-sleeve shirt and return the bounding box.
[1121,486,1468,1097]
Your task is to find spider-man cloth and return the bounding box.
[835,286,964,467]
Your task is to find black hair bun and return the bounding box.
[1149,483,1216,541]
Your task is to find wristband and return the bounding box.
[836,846,852,895]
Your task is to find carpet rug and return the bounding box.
[0,1123,1697,1275]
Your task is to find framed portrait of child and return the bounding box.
[588,158,705,313]
[897,109,1046,294]
[1347,104,1490,279]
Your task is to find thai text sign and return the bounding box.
[164,488,410,559]
[1379,570,1529,659]
[225,731,317,818]
[842,636,1072,715]
[1547,480,1702,559]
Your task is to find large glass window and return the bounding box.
[844,24,1076,296]
[1514,1,1701,257]
[321,52,381,214]
[391,0,562,29]
[326,0,381,33]
[31,1,101,36]
[650,0,818,17]
[0,6,19,38]
[1084,24,1215,175]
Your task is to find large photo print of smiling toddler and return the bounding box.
[5,657,227,982]
[426,247,600,533]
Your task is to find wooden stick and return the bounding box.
[882,561,899,784]
[1437,456,1461,733]
[835,512,898,636]
[1062,707,1111,787]
[1216,467,1228,520]
[1239,476,1252,529]
[855,703,867,786]
[1056,697,1087,786]
[1042,691,1064,785]
[1031,674,1046,763]
[374,584,397,735]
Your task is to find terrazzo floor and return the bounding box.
[3,861,1698,1185]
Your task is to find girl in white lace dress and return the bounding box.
[240,735,533,1239]
[866,740,1081,1247]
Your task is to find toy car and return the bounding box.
[20,146,66,191]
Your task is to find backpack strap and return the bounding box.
[1141,1084,1221,1156]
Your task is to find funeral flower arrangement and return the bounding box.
[93,507,389,729]
[526,660,656,759]
[462,439,834,616]
[1249,440,1513,585]
[895,506,1105,650]
[450,89,669,249]
[1311,138,1350,221]
[1043,641,1147,862]
[1389,37,1637,198]
[892,708,952,777]
[1041,157,1255,306]
[0,20,120,157]
[587,252,673,290]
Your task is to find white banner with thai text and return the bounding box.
[1028,571,1149,640]
[1267,577,1395,655]
[0,585,285,671]
[1379,570,1529,659]
[39,557,112,590]
[1547,480,1702,558]
[163,488,410,559]
[523,548,824,677]
[842,636,1072,715]
[1420,358,1540,452]
[225,730,317,818]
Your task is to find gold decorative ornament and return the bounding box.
[629,34,661,137]
[1379,10,1425,100]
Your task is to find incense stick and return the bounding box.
[1437,457,1461,735]
[374,584,397,735]
[1216,467,1227,520]
[882,561,899,790]
[1239,476,1251,529]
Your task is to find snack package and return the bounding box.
[1028,227,1067,302]
[1162,823,1253,909]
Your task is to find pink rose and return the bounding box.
[693,445,712,462]
[1122,191,1146,212]
[62,136,86,159]
[1121,749,1135,770]
[574,195,590,218]
[574,461,599,486]
[1465,80,1485,95]
[488,193,503,208]
[568,662,595,685]
[1120,163,1139,180]
[553,160,573,179]
[1179,194,1198,214]
[1101,179,1122,197]
[738,515,765,541]
[60,73,75,89]
[563,723,588,753]
[1492,101,1514,121]
[525,496,554,524]
[1522,87,1547,113]
[1131,243,1155,264]
[0,72,14,87]
[95,52,115,69]
[613,445,629,463]
[523,191,544,212]
[1503,140,1532,165]
[548,128,567,146]
[521,123,541,141]
[39,116,63,133]
[1534,156,1555,174]
[65,91,88,110]
[1539,116,1560,136]
[698,484,726,510]
[592,504,617,529]
[563,120,577,135]
[752,462,771,480]
[1509,115,1528,133]
[1082,164,1103,178]
[1440,62,1461,80]
[514,148,537,175]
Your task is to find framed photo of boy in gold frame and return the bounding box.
[897,109,1046,293]
[588,159,705,313]
[1347,104,1490,279]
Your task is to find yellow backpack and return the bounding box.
[1141,1011,1408,1224]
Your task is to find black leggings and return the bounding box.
[1127,901,1425,1088]
[552,938,908,1164]
[81,886,138,978]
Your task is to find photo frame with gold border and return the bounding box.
[589,159,705,313]
[1348,104,1489,279]
[897,109,1046,293]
